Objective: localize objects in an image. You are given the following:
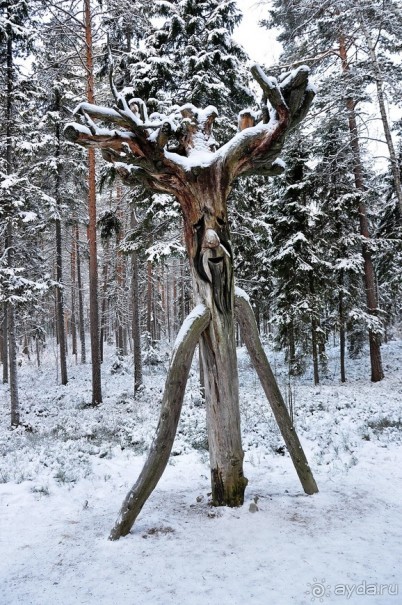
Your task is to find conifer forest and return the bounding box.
[1,1,402,603]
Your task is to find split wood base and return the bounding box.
[109,294,317,540]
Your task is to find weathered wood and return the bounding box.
[235,287,318,496]
[197,268,247,505]
[64,64,315,195]
[109,304,211,540]
[174,174,248,507]
[238,110,256,131]
[65,61,317,530]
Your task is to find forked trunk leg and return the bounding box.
[235,287,318,495]
[109,305,211,540]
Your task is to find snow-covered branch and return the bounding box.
[64,63,315,192]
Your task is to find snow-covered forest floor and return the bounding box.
[1,335,402,605]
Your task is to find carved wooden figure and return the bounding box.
[65,62,318,540]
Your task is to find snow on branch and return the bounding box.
[64,62,315,191]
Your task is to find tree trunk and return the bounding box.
[235,287,318,495]
[71,227,78,360]
[115,185,124,355]
[75,223,86,363]
[198,301,246,505]
[130,209,142,393]
[288,320,296,376]
[0,319,3,366]
[8,303,19,427]
[109,305,211,540]
[5,8,19,425]
[338,271,346,383]
[146,259,152,339]
[99,237,110,364]
[339,35,384,383]
[36,336,41,368]
[166,263,171,341]
[7,224,19,427]
[182,185,248,507]
[55,89,68,385]
[2,306,8,384]
[359,16,402,220]
[84,0,102,404]
[311,316,319,386]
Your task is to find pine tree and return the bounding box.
[264,0,385,381]
[1,0,36,423]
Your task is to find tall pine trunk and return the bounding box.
[54,88,68,385]
[146,260,152,339]
[5,9,19,425]
[71,226,78,360]
[311,316,319,386]
[115,186,124,355]
[75,223,86,363]
[338,272,346,383]
[2,307,8,384]
[84,0,102,404]
[99,239,109,363]
[339,35,384,383]
[7,224,20,427]
[130,209,142,393]
[359,17,402,220]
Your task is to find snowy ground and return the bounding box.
[1,336,402,605]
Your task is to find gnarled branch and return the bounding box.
[220,64,314,180]
[63,63,315,195]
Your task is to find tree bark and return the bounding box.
[36,336,41,368]
[99,238,109,364]
[199,303,247,505]
[130,209,143,393]
[339,35,384,383]
[311,316,319,386]
[75,222,86,363]
[54,88,68,385]
[146,259,153,340]
[2,306,8,384]
[338,271,346,383]
[7,224,19,428]
[288,320,296,376]
[235,287,318,495]
[5,230,19,425]
[84,0,102,403]
[5,7,19,425]
[71,226,78,360]
[109,304,211,540]
[8,303,19,427]
[182,182,248,507]
[115,185,124,355]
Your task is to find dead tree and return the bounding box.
[65,62,319,540]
